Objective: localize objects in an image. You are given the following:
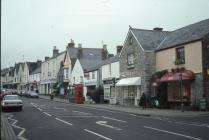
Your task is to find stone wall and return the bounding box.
[120,31,156,96]
[191,74,203,108]
[202,35,209,108]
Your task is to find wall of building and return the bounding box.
[156,41,202,73]
[120,30,155,95]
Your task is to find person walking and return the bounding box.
[139,92,146,109]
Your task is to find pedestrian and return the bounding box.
[139,92,146,109]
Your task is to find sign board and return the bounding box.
[207,69,209,75]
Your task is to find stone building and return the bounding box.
[117,26,169,106]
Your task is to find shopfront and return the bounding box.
[152,69,195,107]
[116,77,141,106]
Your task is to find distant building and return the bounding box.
[40,47,65,94]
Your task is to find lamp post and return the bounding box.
[179,73,184,112]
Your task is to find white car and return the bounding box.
[1,95,23,111]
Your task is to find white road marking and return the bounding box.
[54,107,66,111]
[37,108,42,111]
[73,110,91,115]
[96,121,122,130]
[102,116,127,123]
[43,112,52,117]
[84,129,112,140]
[58,115,100,118]
[129,114,137,117]
[55,118,73,126]
[144,125,202,140]
[8,115,27,140]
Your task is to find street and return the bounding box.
[2,97,209,140]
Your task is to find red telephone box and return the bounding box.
[74,84,84,104]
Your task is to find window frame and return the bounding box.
[176,47,185,64]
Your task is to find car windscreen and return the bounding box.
[4,95,20,100]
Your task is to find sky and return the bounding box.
[1,0,209,69]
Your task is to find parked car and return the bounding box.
[1,95,23,111]
[27,91,39,98]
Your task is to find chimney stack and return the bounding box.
[153,27,163,31]
[77,43,83,59]
[116,45,123,54]
[45,57,49,61]
[102,44,108,60]
[67,39,75,48]
[53,46,59,57]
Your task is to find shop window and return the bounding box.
[124,86,136,99]
[175,47,185,65]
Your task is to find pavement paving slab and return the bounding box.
[1,113,17,140]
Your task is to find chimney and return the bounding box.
[67,39,75,48]
[77,43,83,59]
[53,46,59,57]
[108,54,114,58]
[37,59,42,66]
[116,45,123,54]
[45,57,49,61]
[153,27,163,31]
[102,44,108,60]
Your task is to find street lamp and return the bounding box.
[179,73,184,112]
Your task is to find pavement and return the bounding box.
[39,94,209,117]
[1,113,16,140]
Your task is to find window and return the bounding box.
[129,36,133,45]
[176,47,185,64]
[92,71,95,79]
[84,73,90,80]
[127,53,134,65]
[65,68,69,79]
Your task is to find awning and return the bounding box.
[160,70,195,82]
[116,77,141,86]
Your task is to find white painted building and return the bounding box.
[101,55,120,104]
[40,47,65,94]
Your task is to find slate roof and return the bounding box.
[14,62,23,74]
[67,47,104,71]
[44,51,66,62]
[131,28,170,51]
[157,18,209,50]
[9,67,14,76]
[26,62,41,75]
[31,66,41,75]
[101,54,119,66]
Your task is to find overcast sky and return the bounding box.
[1,0,209,68]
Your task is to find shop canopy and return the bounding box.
[160,70,195,82]
[116,77,141,86]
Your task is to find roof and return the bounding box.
[44,51,66,62]
[157,19,209,50]
[67,47,104,71]
[131,28,169,51]
[14,62,23,74]
[26,62,41,75]
[101,54,119,66]
[30,66,41,75]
